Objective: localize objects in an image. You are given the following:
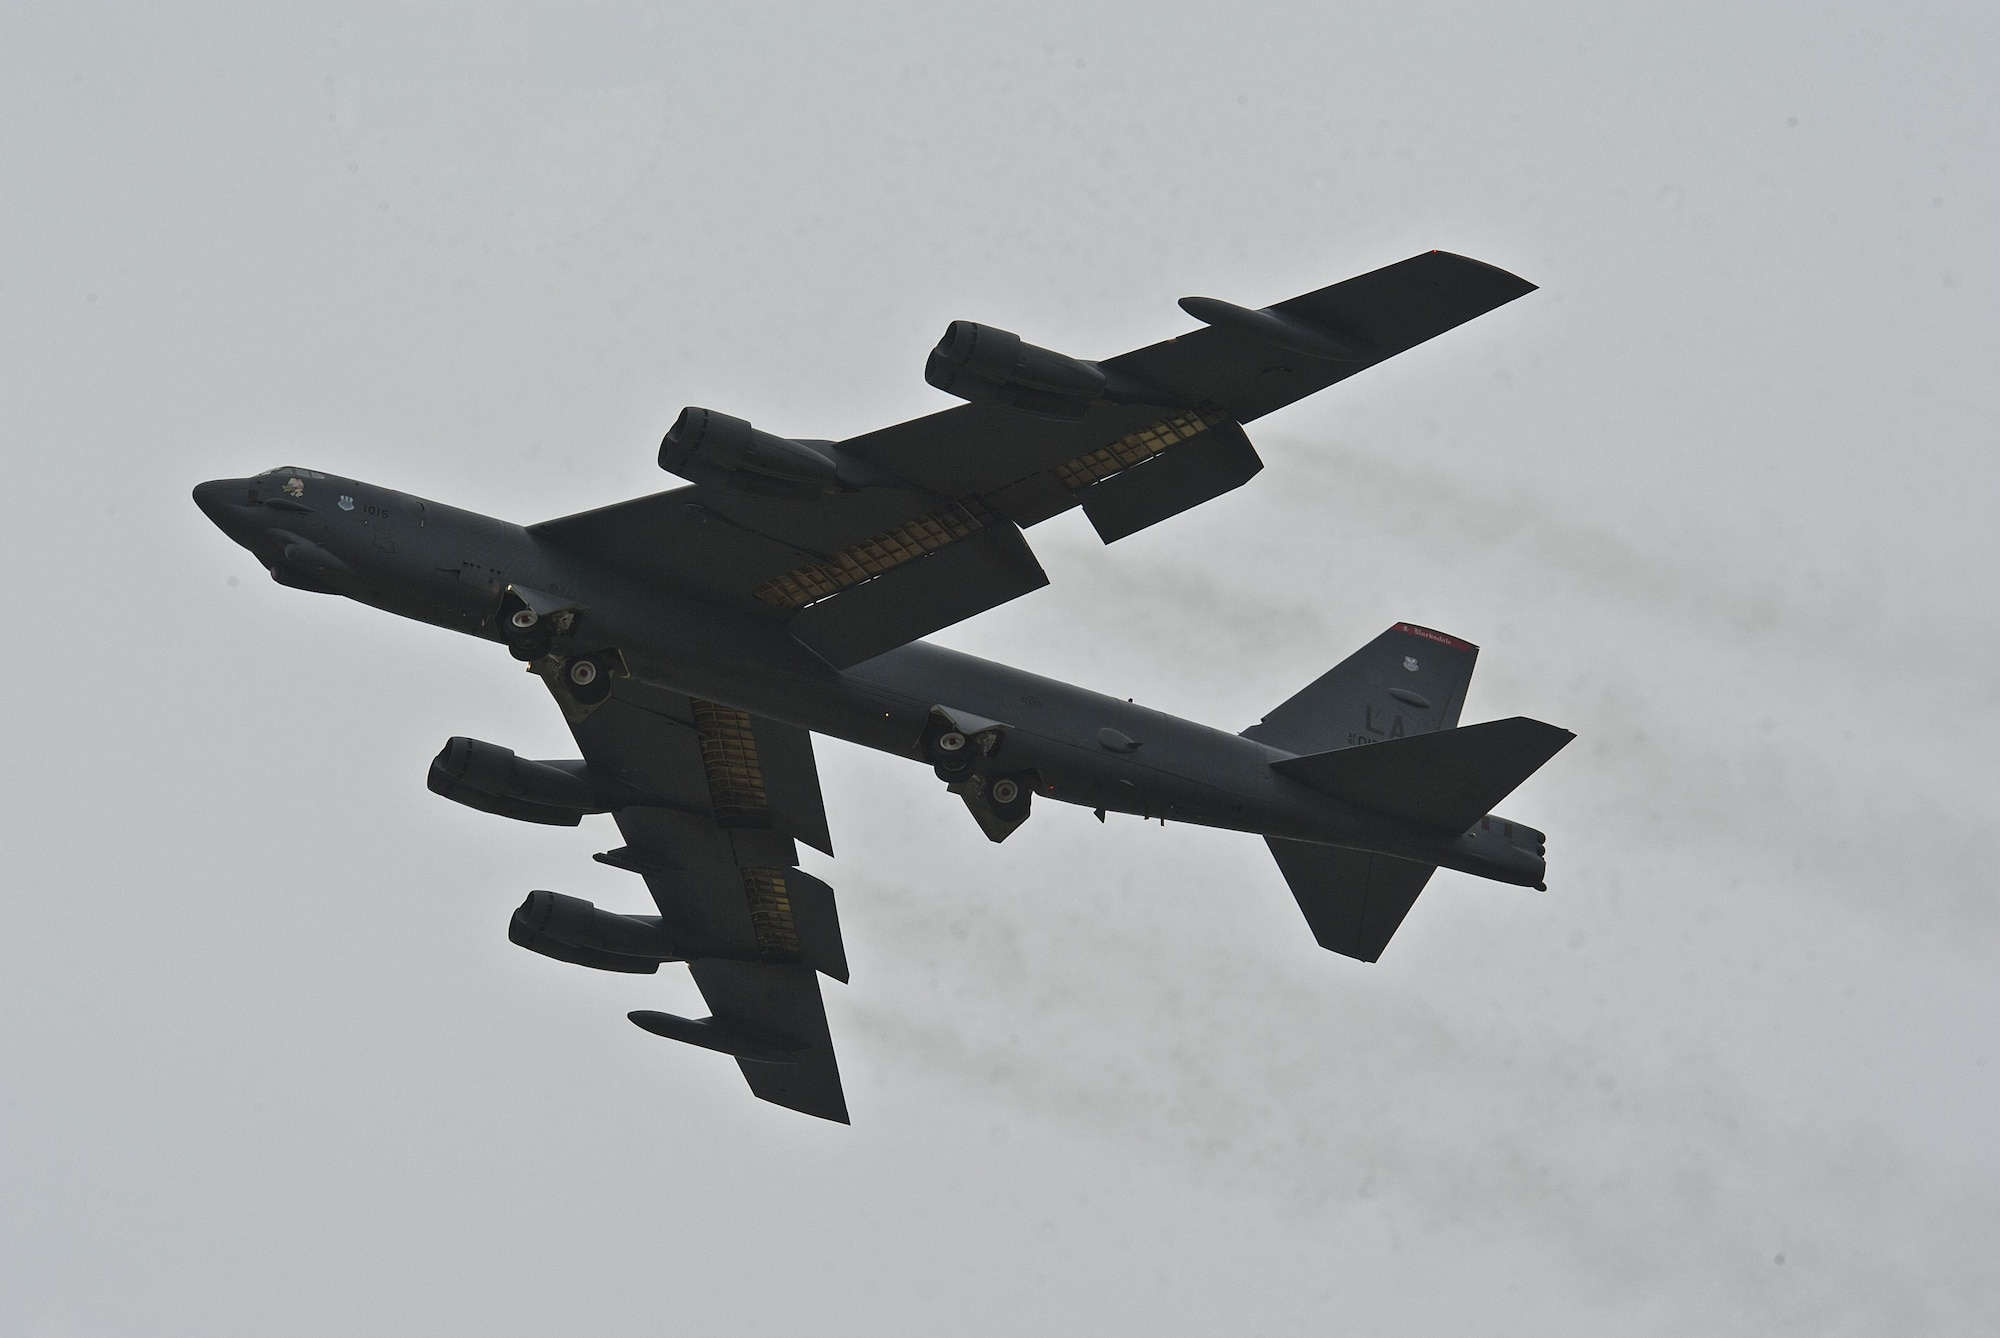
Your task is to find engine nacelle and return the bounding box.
[659,406,841,489]
[925,321,1107,420]
[509,890,681,974]
[427,737,606,826]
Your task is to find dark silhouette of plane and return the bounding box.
[195,250,1570,1123]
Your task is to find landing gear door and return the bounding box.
[918,706,1036,844]
[507,583,585,620]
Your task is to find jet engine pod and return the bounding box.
[659,407,841,490]
[509,889,681,974]
[427,737,607,825]
[924,322,1106,421]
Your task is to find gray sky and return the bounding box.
[4,3,1995,1333]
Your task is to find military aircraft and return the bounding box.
[194,250,1571,1123]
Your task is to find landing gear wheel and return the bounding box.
[562,654,612,706]
[507,630,552,662]
[986,772,1032,821]
[921,722,974,776]
[498,596,552,661]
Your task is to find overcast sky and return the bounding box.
[4,3,1996,1333]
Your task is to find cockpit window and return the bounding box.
[259,466,327,479]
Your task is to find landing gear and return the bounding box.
[562,652,613,706]
[498,595,552,661]
[986,772,1032,821]
[920,718,975,778]
[931,730,970,776]
[960,769,1035,842]
[917,707,1035,842]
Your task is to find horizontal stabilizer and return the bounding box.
[1266,839,1436,962]
[1271,716,1574,833]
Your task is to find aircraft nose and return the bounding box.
[193,478,241,523]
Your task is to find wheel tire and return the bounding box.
[922,723,974,774]
[562,655,613,706]
[509,607,540,630]
[507,629,552,662]
[987,772,1032,819]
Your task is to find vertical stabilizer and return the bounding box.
[1243,623,1477,755]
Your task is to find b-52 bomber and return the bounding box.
[195,250,1571,1123]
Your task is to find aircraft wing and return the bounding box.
[530,251,1533,668]
[544,667,851,1123]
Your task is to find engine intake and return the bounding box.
[659,407,842,489]
[509,890,682,974]
[925,321,1106,420]
[427,737,607,826]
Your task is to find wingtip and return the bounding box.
[1421,249,1538,298]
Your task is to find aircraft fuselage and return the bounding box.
[194,468,1544,886]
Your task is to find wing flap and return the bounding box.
[1075,418,1264,543]
[785,521,1048,668]
[783,869,848,984]
[743,713,833,857]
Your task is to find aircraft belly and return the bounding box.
[384,537,1500,856]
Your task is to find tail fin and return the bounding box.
[1250,622,1571,958]
[1244,622,1478,754]
[1265,840,1436,962]
[1272,717,1574,832]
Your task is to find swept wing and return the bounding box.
[543,669,850,1122]
[529,250,1532,666]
